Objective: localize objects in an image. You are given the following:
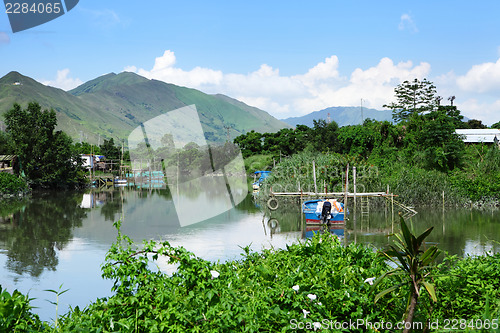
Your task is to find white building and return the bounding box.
[455,129,500,147]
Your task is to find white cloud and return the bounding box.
[41,69,83,90]
[399,13,418,33]
[125,50,433,119]
[136,50,223,88]
[457,58,500,93]
[457,98,500,125]
[79,8,124,29]
[0,32,10,45]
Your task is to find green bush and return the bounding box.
[0,173,27,195]
[244,154,274,174]
[3,223,500,332]
[59,222,393,332]
[0,286,47,332]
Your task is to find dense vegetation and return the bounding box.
[236,79,500,205]
[0,102,134,192]
[0,172,28,197]
[2,102,87,189]
[1,223,500,332]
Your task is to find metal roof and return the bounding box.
[0,155,16,161]
[455,129,500,143]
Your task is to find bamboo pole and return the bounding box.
[344,163,349,222]
[353,166,357,205]
[312,160,317,194]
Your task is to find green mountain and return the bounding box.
[0,71,289,144]
[282,106,393,127]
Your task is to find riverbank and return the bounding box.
[255,150,500,208]
[3,229,500,332]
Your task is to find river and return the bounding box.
[0,187,499,322]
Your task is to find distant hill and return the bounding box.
[282,106,393,127]
[0,71,290,144]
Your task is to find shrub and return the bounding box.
[0,286,47,332]
[0,173,27,196]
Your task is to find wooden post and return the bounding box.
[344,163,349,222]
[300,190,304,238]
[312,160,317,194]
[353,166,357,203]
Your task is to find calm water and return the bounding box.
[0,187,499,322]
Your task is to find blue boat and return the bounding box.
[305,224,345,239]
[302,199,347,224]
[252,171,271,190]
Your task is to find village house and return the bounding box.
[0,155,16,174]
[455,129,500,148]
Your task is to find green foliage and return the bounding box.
[243,154,273,174]
[0,286,47,332]
[258,151,361,195]
[372,216,440,331]
[234,130,264,158]
[4,102,86,189]
[58,223,391,332]
[73,141,100,155]
[44,284,69,329]
[0,172,27,195]
[450,145,500,201]
[466,119,488,129]
[384,78,438,123]
[377,165,464,206]
[2,225,500,331]
[404,108,465,171]
[0,131,15,155]
[99,138,121,160]
[433,254,500,321]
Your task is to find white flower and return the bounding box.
[210,270,220,279]
[292,285,300,291]
[307,293,317,301]
[317,302,323,306]
[302,309,310,318]
[313,322,321,330]
[364,277,376,285]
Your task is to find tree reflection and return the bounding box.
[0,191,87,277]
[98,190,125,222]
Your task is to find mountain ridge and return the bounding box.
[0,71,290,144]
[281,106,393,127]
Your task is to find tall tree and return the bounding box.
[384,78,438,123]
[100,138,121,160]
[4,102,85,188]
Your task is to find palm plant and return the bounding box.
[371,215,440,333]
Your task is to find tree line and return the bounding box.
[0,102,126,189]
[235,78,499,173]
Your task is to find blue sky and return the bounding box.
[1,1,500,125]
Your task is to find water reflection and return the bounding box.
[0,189,498,321]
[0,191,86,277]
[260,197,500,257]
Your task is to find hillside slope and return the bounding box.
[282,106,393,127]
[0,71,289,144]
